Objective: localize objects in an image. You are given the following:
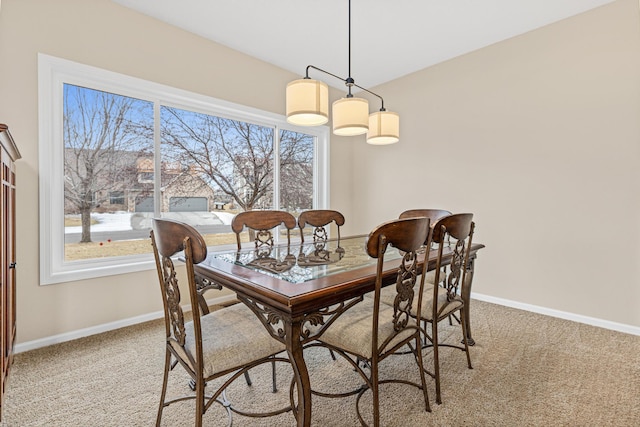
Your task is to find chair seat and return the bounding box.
[170,303,286,378]
[378,283,463,322]
[318,298,417,360]
[378,282,434,308]
[375,268,441,303]
[423,269,443,285]
[422,288,463,322]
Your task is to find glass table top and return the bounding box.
[207,235,402,284]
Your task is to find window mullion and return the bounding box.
[273,126,280,211]
[153,101,162,215]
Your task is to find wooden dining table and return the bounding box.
[193,235,484,426]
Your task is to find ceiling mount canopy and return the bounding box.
[285,0,399,145]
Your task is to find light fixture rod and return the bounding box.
[286,0,398,143]
[348,0,351,81]
[304,65,386,111]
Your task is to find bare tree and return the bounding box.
[279,130,313,211]
[161,107,314,213]
[64,85,152,242]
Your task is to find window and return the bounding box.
[138,172,154,183]
[109,192,125,205]
[39,54,329,285]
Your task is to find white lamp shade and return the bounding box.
[286,79,329,126]
[366,111,399,145]
[332,97,369,136]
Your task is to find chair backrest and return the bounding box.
[231,210,297,250]
[150,218,208,363]
[431,213,475,318]
[398,208,452,223]
[366,217,431,352]
[399,209,452,245]
[298,209,345,243]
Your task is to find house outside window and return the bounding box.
[39,54,329,284]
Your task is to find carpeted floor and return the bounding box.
[2,300,639,426]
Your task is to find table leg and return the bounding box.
[286,320,312,427]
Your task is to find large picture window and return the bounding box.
[39,54,329,285]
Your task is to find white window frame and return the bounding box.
[38,53,329,285]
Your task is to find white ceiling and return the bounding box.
[111,0,614,90]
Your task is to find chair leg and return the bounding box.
[156,349,171,427]
[413,336,431,413]
[423,319,429,346]
[240,357,276,392]
[271,358,278,392]
[371,355,380,427]
[194,375,205,427]
[460,310,473,369]
[432,321,442,404]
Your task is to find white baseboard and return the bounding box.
[16,292,638,354]
[14,293,237,354]
[472,292,640,336]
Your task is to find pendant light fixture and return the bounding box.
[285,0,399,144]
[286,78,329,126]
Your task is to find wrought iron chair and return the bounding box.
[421,213,475,404]
[193,274,223,316]
[231,210,297,251]
[297,209,345,244]
[377,209,452,308]
[151,218,292,427]
[230,210,297,391]
[398,209,452,285]
[297,210,346,362]
[309,217,432,426]
[398,208,451,223]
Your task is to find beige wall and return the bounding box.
[0,0,638,346]
[0,0,354,344]
[351,0,640,327]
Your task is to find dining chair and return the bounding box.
[377,209,452,308]
[231,210,297,250]
[421,213,475,404]
[398,208,452,285]
[398,208,451,222]
[297,209,346,362]
[310,217,432,426]
[230,210,297,390]
[297,209,345,243]
[193,216,295,313]
[150,218,292,427]
[193,277,222,315]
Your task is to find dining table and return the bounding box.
[193,234,485,426]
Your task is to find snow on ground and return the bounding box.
[212,211,235,224]
[65,211,233,233]
[65,213,134,233]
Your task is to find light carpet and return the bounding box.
[2,300,639,426]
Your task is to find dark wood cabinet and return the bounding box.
[0,124,19,420]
